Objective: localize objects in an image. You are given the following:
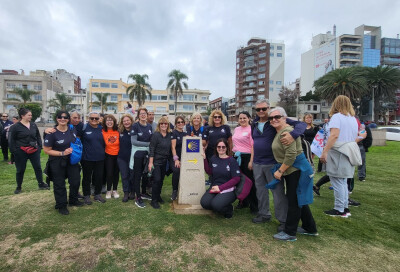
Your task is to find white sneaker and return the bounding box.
[106,191,112,199]
[112,190,120,199]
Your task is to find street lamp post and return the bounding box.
[371,85,377,122]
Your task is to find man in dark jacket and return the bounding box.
[358,125,373,182]
[1,113,13,161]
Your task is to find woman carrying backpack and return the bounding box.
[43,110,82,215]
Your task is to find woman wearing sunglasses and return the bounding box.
[268,107,317,241]
[186,112,204,137]
[170,116,188,200]
[8,108,49,194]
[148,117,172,209]
[232,111,258,214]
[43,111,82,215]
[202,110,232,162]
[78,112,106,205]
[102,115,120,199]
[200,138,241,218]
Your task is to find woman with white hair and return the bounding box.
[187,112,204,137]
[269,106,317,241]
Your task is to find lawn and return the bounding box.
[0,142,399,271]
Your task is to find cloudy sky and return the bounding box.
[1,0,399,99]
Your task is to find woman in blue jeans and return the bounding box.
[200,138,241,218]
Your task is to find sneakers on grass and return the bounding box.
[135,198,146,208]
[106,191,112,199]
[94,194,106,203]
[313,185,320,196]
[348,198,361,207]
[112,191,120,199]
[58,207,69,215]
[141,193,152,200]
[171,190,178,201]
[297,227,319,236]
[344,208,351,217]
[84,196,92,205]
[324,209,348,218]
[273,231,297,241]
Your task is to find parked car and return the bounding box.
[376,127,400,141]
[389,120,400,125]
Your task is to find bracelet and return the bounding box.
[173,155,179,161]
[277,169,282,174]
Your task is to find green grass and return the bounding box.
[1,142,400,271]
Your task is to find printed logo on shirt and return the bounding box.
[149,130,152,134]
[212,163,218,168]
[177,137,180,140]
[45,139,48,143]
[138,133,143,136]
[226,165,230,171]
[57,140,65,144]
[73,133,77,138]
[209,130,213,133]
[120,134,124,137]
[86,131,92,135]
[221,129,225,133]
[131,130,134,133]
[236,170,240,174]
[199,134,202,137]
[171,135,173,138]
[108,136,117,144]
[242,132,248,136]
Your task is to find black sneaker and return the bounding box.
[252,215,271,224]
[224,213,233,219]
[151,201,160,209]
[122,192,129,203]
[94,194,106,203]
[297,227,319,236]
[344,208,351,217]
[38,183,50,190]
[135,198,146,208]
[141,193,152,200]
[77,192,84,199]
[58,207,69,215]
[14,188,21,194]
[313,186,320,196]
[84,196,92,205]
[69,200,84,207]
[171,190,178,201]
[158,197,165,204]
[348,199,361,207]
[324,209,348,218]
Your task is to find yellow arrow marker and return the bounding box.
[188,159,198,164]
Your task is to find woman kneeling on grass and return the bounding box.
[148,117,172,209]
[43,111,82,215]
[200,138,241,219]
[268,107,317,241]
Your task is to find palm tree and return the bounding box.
[167,69,189,116]
[314,67,368,103]
[91,93,117,114]
[8,87,39,105]
[362,66,400,123]
[126,74,152,107]
[48,93,73,111]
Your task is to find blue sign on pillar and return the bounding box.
[186,139,200,153]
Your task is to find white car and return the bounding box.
[389,120,400,125]
[376,127,400,141]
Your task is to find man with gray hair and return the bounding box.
[250,99,306,232]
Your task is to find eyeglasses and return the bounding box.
[267,115,283,121]
[176,121,185,124]
[256,107,269,112]
[90,117,100,121]
[213,116,222,119]
[217,145,227,149]
[57,116,69,120]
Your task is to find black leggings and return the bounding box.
[132,155,147,198]
[200,190,236,217]
[81,160,104,196]
[14,148,43,188]
[315,175,355,192]
[105,154,119,191]
[170,158,180,191]
[235,153,258,212]
[152,160,167,202]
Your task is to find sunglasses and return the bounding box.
[176,121,185,124]
[213,116,222,119]
[256,107,269,112]
[217,145,226,149]
[2,116,8,118]
[160,123,168,125]
[57,116,69,120]
[268,115,283,121]
[90,117,100,121]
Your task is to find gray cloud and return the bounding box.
[1,0,399,99]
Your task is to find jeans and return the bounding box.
[329,176,349,212]
[105,154,119,191]
[283,170,317,236]
[48,157,80,209]
[14,148,43,188]
[253,163,287,223]
[81,160,104,196]
[357,145,366,179]
[118,158,132,193]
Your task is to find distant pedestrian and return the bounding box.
[1,112,13,161]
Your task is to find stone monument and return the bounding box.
[172,136,211,214]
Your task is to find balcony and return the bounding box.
[340,55,360,61]
[340,40,361,46]
[341,47,361,53]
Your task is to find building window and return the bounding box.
[111,83,118,88]
[169,95,175,100]
[34,84,42,90]
[201,106,207,111]
[169,105,174,111]
[107,105,117,111]
[6,105,14,110]
[277,46,283,50]
[257,94,265,99]
[110,95,118,102]
[6,83,16,90]
[92,106,101,111]
[270,45,274,50]
[259,45,266,50]
[156,106,167,113]
[307,105,311,110]
[122,94,129,100]
[202,96,208,101]
[270,53,274,57]
[313,105,318,111]
[277,53,282,57]
[100,82,110,88]
[92,82,99,88]
[269,87,273,91]
[244,55,255,61]
[259,81,265,86]
[146,106,154,111]
[259,67,266,72]
[258,88,265,92]
[259,60,266,65]
[183,94,194,101]
[245,96,253,101]
[258,73,266,79]
[269,80,274,84]
[182,105,193,111]
[258,53,266,58]
[276,81,282,85]
[33,94,42,101]
[6,93,17,99]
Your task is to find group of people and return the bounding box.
[4,94,366,242]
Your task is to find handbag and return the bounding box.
[69,125,83,165]
[234,173,253,203]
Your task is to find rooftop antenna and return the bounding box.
[333,24,336,36]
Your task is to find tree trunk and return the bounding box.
[174,89,177,117]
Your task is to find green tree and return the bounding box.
[48,93,73,111]
[126,74,152,107]
[277,86,300,117]
[167,69,189,116]
[300,90,321,101]
[91,93,117,114]
[314,67,368,103]
[23,103,42,122]
[362,66,400,123]
[8,88,39,105]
